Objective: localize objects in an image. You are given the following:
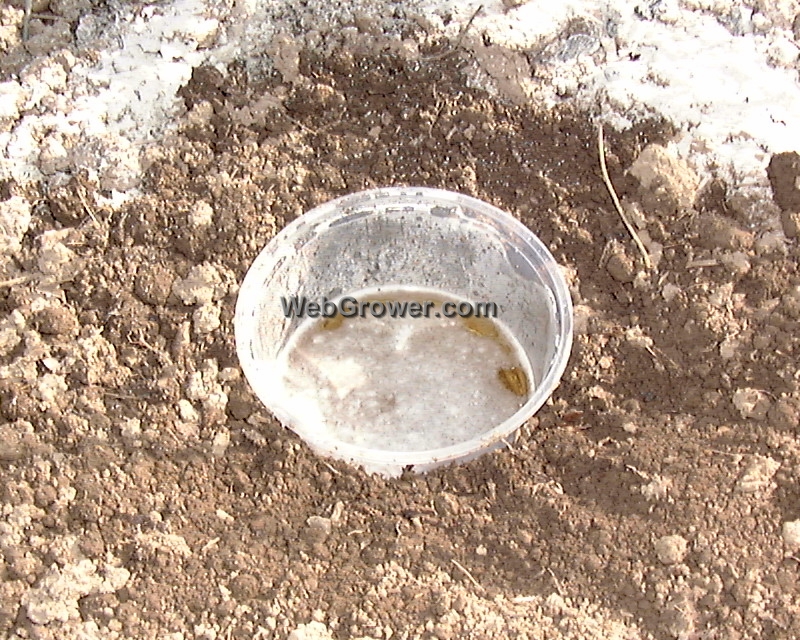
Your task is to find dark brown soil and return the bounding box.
[1,31,799,640]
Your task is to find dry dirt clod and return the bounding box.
[33,302,79,336]
[782,520,800,551]
[654,535,688,565]
[433,492,460,516]
[288,621,334,640]
[171,264,225,305]
[606,251,637,283]
[768,396,800,430]
[134,263,175,306]
[465,41,533,105]
[735,455,780,494]
[189,200,214,227]
[192,302,221,334]
[211,428,230,456]
[628,143,700,215]
[782,285,800,318]
[767,151,800,211]
[0,195,32,255]
[305,516,333,543]
[719,251,751,276]
[0,422,28,461]
[662,590,696,639]
[694,213,753,251]
[781,210,800,238]
[732,387,771,420]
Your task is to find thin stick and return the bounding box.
[22,0,32,41]
[546,567,565,596]
[451,558,484,591]
[423,5,483,61]
[511,595,537,604]
[199,537,220,553]
[321,461,341,476]
[0,276,33,288]
[76,187,100,226]
[597,124,652,269]
[686,258,718,269]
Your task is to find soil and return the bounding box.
[2,15,800,640]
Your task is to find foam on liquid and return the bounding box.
[275,286,535,452]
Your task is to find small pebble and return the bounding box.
[306,515,332,536]
[227,388,256,420]
[189,200,214,227]
[304,516,333,544]
[621,421,638,434]
[288,621,333,640]
[211,429,230,457]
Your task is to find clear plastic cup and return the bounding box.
[235,187,573,476]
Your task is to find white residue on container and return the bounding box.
[274,286,534,452]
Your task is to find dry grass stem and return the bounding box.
[451,558,485,591]
[597,124,652,270]
[0,276,33,288]
[22,0,32,41]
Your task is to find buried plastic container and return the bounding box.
[235,187,573,476]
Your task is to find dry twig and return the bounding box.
[0,275,34,288]
[546,567,565,596]
[22,0,32,41]
[321,461,341,476]
[76,185,100,226]
[451,558,484,591]
[597,124,652,269]
[423,5,483,61]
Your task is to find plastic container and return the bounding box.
[235,187,573,476]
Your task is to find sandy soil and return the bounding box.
[1,2,800,639]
